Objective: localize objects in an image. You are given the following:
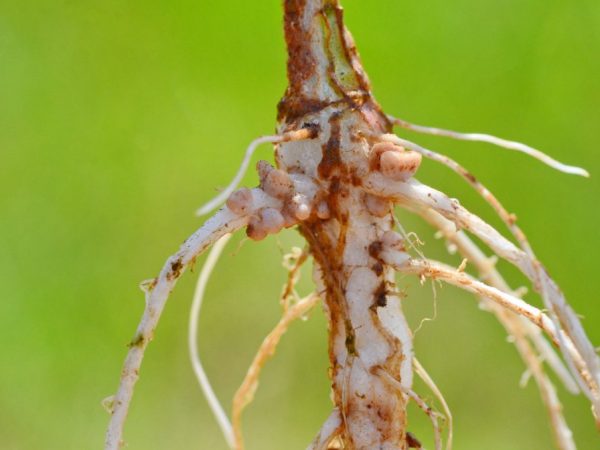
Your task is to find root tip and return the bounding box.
[195,205,211,216]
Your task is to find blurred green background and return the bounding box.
[1,0,599,449]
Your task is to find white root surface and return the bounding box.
[365,174,600,421]
[188,234,234,448]
[387,115,589,177]
[105,189,282,450]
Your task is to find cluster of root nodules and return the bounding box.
[229,140,422,242]
[228,161,310,240]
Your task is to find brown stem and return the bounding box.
[279,0,387,130]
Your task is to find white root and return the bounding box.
[382,132,585,427]
[196,129,317,216]
[382,133,583,425]
[231,292,321,450]
[105,209,245,450]
[188,239,316,449]
[398,148,579,394]
[378,368,442,450]
[414,358,453,450]
[188,234,235,448]
[387,115,589,177]
[365,174,600,421]
[105,189,283,450]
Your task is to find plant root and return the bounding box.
[382,131,579,446]
[383,131,589,421]
[105,188,283,450]
[280,246,309,312]
[413,358,453,450]
[381,133,534,254]
[365,174,600,420]
[231,292,321,450]
[387,115,589,177]
[421,208,575,450]
[188,234,235,448]
[396,259,566,362]
[106,2,598,449]
[378,368,443,450]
